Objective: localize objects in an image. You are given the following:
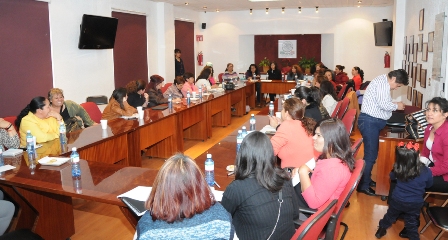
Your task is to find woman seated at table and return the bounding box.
[295,86,330,122]
[147,75,173,107]
[352,66,365,91]
[102,88,136,120]
[324,69,338,90]
[223,63,239,80]
[163,76,184,99]
[420,97,448,193]
[314,62,327,79]
[181,72,199,97]
[245,64,263,107]
[313,74,325,88]
[16,96,61,146]
[196,68,219,91]
[204,62,217,85]
[293,118,354,209]
[266,62,281,102]
[0,118,19,149]
[268,98,317,169]
[222,132,299,240]
[286,64,304,81]
[320,80,339,115]
[48,88,97,131]
[0,191,14,236]
[334,65,349,87]
[126,79,149,108]
[136,153,233,240]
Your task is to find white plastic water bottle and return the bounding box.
[236,130,243,152]
[241,126,248,138]
[59,122,67,145]
[269,101,274,116]
[203,84,207,93]
[253,73,256,80]
[0,147,4,167]
[168,94,173,110]
[71,147,81,178]
[199,86,203,99]
[250,114,256,131]
[187,91,191,105]
[205,154,214,187]
[26,130,35,170]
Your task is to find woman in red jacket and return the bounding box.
[334,65,349,86]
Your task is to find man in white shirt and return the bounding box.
[357,69,408,196]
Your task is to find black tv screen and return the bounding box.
[374,21,393,46]
[78,14,118,49]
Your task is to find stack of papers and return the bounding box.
[121,113,139,119]
[260,125,276,135]
[2,149,23,157]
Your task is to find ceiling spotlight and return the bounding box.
[357,5,360,7]
[185,2,188,5]
[203,6,207,9]
[315,6,319,13]
[266,8,269,14]
[358,1,362,3]
[282,7,285,14]
[298,7,302,13]
[216,9,219,12]
[250,9,252,15]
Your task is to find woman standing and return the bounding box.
[174,49,184,77]
[245,64,263,107]
[163,76,184,99]
[222,132,299,240]
[268,98,317,168]
[352,66,365,91]
[101,88,137,120]
[266,62,281,102]
[136,153,233,239]
[126,79,149,108]
[294,118,354,209]
[181,72,199,97]
[16,96,62,146]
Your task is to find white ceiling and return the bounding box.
[151,0,394,12]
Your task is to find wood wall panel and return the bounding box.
[78,135,128,164]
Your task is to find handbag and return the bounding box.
[404,109,428,139]
[65,117,85,133]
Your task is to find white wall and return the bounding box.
[393,0,448,104]
[48,0,174,104]
[195,6,393,83]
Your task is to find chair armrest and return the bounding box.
[299,207,317,214]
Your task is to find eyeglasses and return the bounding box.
[425,108,442,113]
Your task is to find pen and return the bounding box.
[214,181,221,188]
[227,171,234,176]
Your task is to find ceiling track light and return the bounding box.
[266,8,269,14]
[298,7,302,13]
[250,9,252,15]
[282,7,285,14]
[358,1,362,3]
[315,6,319,13]
[185,2,188,5]
[216,9,219,12]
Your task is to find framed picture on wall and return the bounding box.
[409,62,413,78]
[419,9,424,31]
[416,64,421,81]
[403,36,407,54]
[416,91,423,109]
[413,66,418,87]
[407,44,411,61]
[413,43,418,62]
[410,35,414,53]
[420,69,427,88]
[418,34,423,52]
[428,32,434,52]
[422,43,428,61]
[402,60,406,69]
[412,89,417,106]
[407,86,412,101]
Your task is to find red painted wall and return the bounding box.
[0,0,53,117]
[254,34,321,72]
[112,12,148,88]
[174,20,195,76]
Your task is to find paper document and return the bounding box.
[292,158,316,187]
[0,165,16,173]
[260,125,276,134]
[3,149,24,157]
[121,113,139,119]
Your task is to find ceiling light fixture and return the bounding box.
[216,9,219,12]
[250,9,252,15]
[358,1,362,3]
[185,2,188,5]
[357,5,360,7]
[282,7,285,14]
[315,6,319,13]
[266,8,269,14]
[298,7,301,13]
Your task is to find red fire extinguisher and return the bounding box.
[197,51,203,66]
[384,51,390,68]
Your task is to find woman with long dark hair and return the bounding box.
[222,132,299,240]
[126,79,149,108]
[266,62,280,102]
[195,67,218,91]
[16,96,62,146]
[269,98,317,168]
[147,75,174,107]
[352,66,365,90]
[245,64,263,107]
[294,118,355,209]
[101,87,136,120]
[320,81,339,115]
[295,86,330,122]
[334,65,349,85]
[286,65,304,81]
[136,153,233,239]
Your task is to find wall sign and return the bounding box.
[196,35,203,41]
[278,40,296,58]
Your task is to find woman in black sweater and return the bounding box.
[266,62,281,102]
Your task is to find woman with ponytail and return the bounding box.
[334,65,349,86]
[269,98,318,168]
[295,86,330,122]
[352,66,365,90]
[16,96,62,146]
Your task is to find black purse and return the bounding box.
[404,109,427,139]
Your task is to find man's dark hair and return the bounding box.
[388,69,409,85]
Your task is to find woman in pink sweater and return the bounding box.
[294,118,354,209]
[269,98,317,168]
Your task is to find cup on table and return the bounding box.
[138,111,144,119]
[290,89,296,95]
[192,92,197,98]
[137,106,143,112]
[101,129,108,138]
[275,112,281,119]
[100,119,108,130]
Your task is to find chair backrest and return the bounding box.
[291,199,338,240]
[324,159,365,240]
[80,102,102,123]
[337,84,348,100]
[351,138,363,159]
[341,109,356,135]
[161,83,172,94]
[218,73,224,83]
[360,81,370,90]
[331,101,343,118]
[2,116,19,139]
[337,97,350,119]
[86,95,108,105]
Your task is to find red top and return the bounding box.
[270,120,318,168]
[302,158,352,209]
[353,75,362,90]
[335,72,349,85]
[421,121,448,182]
[181,82,199,97]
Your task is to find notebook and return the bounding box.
[152,105,168,110]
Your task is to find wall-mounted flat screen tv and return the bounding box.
[78,14,118,49]
[374,21,393,46]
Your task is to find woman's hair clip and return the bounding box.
[398,141,419,151]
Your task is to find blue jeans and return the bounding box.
[357,113,387,190]
[379,198,422,240]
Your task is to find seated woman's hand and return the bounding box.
[298,164,313,175]
[47,111,63,121]
[0,118,11,129]
[268,115,281,128]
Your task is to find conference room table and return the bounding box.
[258,79,297,95]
